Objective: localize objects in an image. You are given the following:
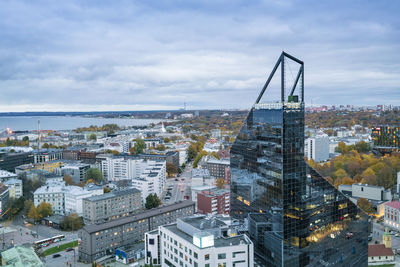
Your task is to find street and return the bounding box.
[162,164,192,204]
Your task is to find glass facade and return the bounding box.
[230,101,369,266]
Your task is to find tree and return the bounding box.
[337,142,347,154]
[333,169,347,180]
[28,205,40,221]
[104,187,111,193]
[357,198,373,213]
[37,202,53,218]
[42,143,50,149]
[86,168,103,183]
[63,175,74,185]
[60,213,83,231]
[89,133,97,141]
[145,194,161,209]
[187,144,197,162]
[155,144,166,151]
[134,139,146,154]
[166,163,178,177]
[341,177,354,185]
[129,147,136,155]
[22,136,29,142]
[23,200,34,217]
[193,150,208,168]
[216,178,225,189]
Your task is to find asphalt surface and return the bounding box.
[163,165,192,204]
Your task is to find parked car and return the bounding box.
[52,254,61,258]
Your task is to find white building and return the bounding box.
[34,180,66,215]
[0,170,17,181]
[131,161,166,201]
[64,186,101,216]
[34,180,102,215]
[101,156,164,182]
[384,201,400,230]
[145,215,253,267]
[397,172,400,195]
[305,134,329,162]
[3,178,22,199]
[352,183,391,202]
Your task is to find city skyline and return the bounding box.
[0,0,399,112]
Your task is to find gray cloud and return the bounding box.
[0,0,399,112]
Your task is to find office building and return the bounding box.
[0,151,33,172]
[339,183,392,202]
[205,158,230,179]
[78,200,195,263]
[61,162,90,184]
[372,126,400,153]
[145,215,253,267]
[34,149,63,164]
[0,170,17,181]
[82,188,142,225]
[230,52,368,266]
[197,187,230,215]
[304,134,329,162]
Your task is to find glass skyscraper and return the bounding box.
[230,52,369,266]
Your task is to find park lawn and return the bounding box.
[42,240,78,256]
[368,264,395,267]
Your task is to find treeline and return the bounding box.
[308,143,400,189]
[0,137,30,147]
[306,110,400,129]
[75,124,120,134]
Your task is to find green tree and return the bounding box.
[336,142,347,154]
[22,136,29,142]
[134,139,146,154]
[193,150,208,168]
[89,133,97,141]
[60,213,83,231]
[37,202,53,218]
[333,168,347,180]
[86,168,103,183]
[145,194,161,209]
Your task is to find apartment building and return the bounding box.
[78,200,195,263]
[82,188,142,225]
[197,188,230,215]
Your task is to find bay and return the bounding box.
[0,116,163,131]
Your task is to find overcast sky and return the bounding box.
[0,0,399,112]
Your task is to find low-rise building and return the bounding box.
[65,186,99,216]
[145,215,253,267]
[0,170,17,181]
[205,158,230,179]
[197,188,230,215]
[34,149,63,164]
[384,201,400,230]
[82,188,142,225]
[0,151,33,172]
[1,244,44,267]
[338,183,392,203]
[78,200,195,263]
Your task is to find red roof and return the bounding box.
[385,201,400,210]
[368,244,394,257]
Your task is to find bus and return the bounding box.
[34,234,66,249]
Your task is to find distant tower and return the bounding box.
[383,227,391,248]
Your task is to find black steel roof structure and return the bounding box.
[255,51,304,104]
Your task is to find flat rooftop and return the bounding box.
[84,188,141,202]
[82,200,195,234]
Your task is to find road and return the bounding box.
[162,164,192,204]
